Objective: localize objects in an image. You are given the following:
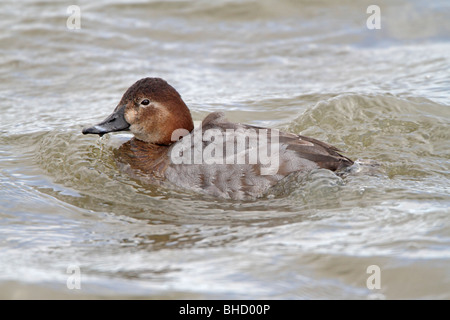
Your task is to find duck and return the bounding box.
[82,77,353,200]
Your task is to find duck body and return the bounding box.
[83,78,353,199]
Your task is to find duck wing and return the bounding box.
[201,112,354,173]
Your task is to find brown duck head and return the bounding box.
[82,77,194,145]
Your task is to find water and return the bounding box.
[1,0,449,299]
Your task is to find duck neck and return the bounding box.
[114,138,171,179]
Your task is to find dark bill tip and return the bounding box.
[82,126,107,136]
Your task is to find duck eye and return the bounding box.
[141,99,150,106]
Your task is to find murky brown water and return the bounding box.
[1,0,449,299]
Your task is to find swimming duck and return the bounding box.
[82,77,353,199]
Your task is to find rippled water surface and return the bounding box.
[1,0,449,299]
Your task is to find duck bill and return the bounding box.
[82,105,130,137]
